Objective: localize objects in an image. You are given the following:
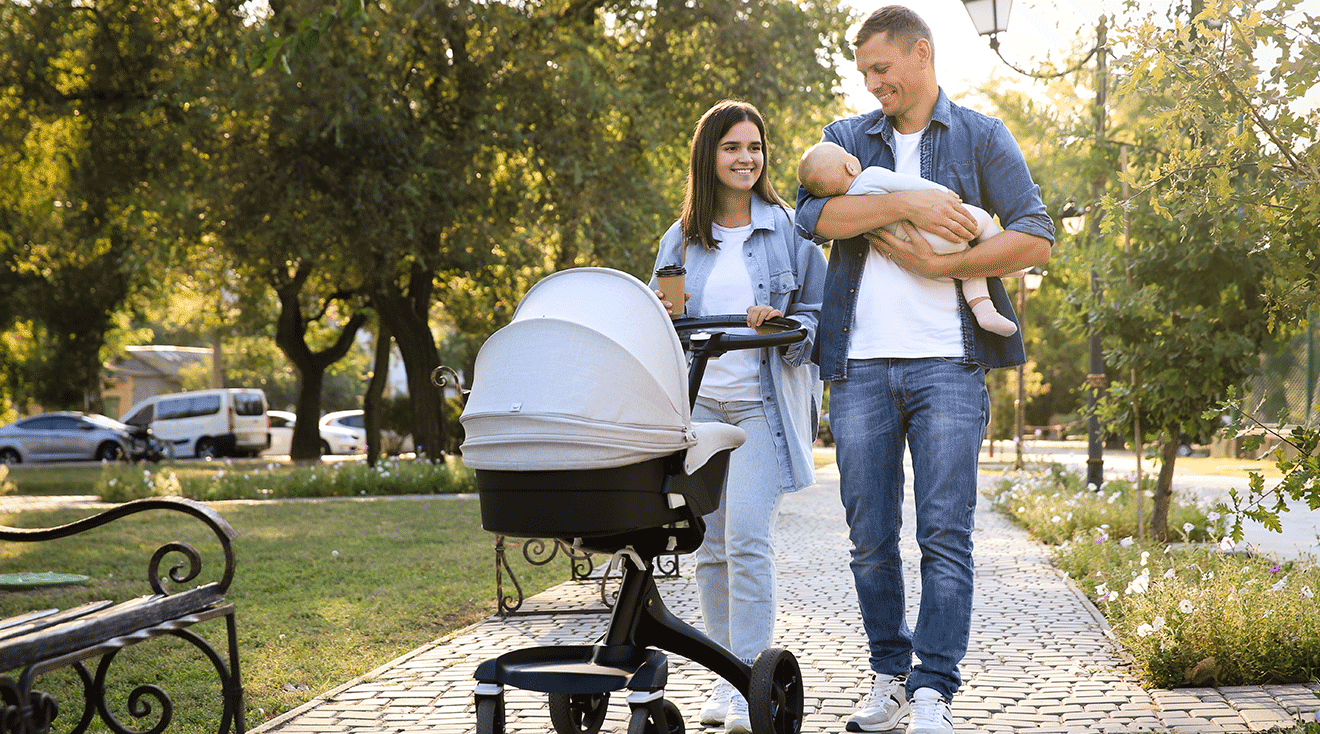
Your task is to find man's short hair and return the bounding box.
[853,5,933,53]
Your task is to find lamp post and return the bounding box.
[961,0,1108,489]
[1015,267,1044,469]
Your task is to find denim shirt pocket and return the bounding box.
[768,270,796,310]
[939,159,982,208]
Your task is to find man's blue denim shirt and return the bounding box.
[795,89,1056,381]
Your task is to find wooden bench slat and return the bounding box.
[0,608,61,633]
[0,600,115,643]
[0,585,225,673]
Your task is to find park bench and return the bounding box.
[0,496,244,734]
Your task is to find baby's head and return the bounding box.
[798,142,863,197]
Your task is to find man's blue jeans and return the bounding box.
[831,358,988,700]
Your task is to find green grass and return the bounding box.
[0,498,569,731]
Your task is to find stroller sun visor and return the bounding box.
[460,268,698,471]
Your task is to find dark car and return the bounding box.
[0,412,145,465]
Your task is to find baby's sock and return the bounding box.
[969,297,1018,337]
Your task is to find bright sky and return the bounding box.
[838,0,1320,114]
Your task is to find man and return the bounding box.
[795,6,1053,734]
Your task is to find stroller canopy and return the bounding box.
[460,268,697,471]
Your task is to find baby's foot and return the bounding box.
[970,298,1018,337]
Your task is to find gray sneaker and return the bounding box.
[846,673,909,732]
[700,680,735,726]
[906,688,953,734]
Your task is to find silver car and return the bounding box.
[0,412,135,464]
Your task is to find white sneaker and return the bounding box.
[906,688,953,734]
[700,680,735,726]
[725,691,751,734]
[846,673,909,732]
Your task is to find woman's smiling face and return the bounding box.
[714,120,764,195]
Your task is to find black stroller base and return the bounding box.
[473,556,804,734]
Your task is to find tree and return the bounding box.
[1113,0,1320,540]
[0,0,244,412]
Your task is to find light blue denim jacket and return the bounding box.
[650,196,827,492]
[795,89,1056,380]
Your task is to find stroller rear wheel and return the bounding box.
[626,698,683,734]
[549,692,610,734]
[749,648,804,734]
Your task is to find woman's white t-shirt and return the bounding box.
[697,223,761,402]
[847,127,963,359]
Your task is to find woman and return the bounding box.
[650,100,825,734]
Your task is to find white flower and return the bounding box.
[1207,511,1221,522]
[1179,599,1194,614]
[1151,616,1166,631]
[1120,536,1135,548]
[1125,568,1151,595]
[1088,483,1099,492]
[1303,586,1315,599]
[1219,536,1236,552]
[1107,492,1120,505]
[1051,515,1062,524]
[1144,490,1155,498]
[1136,623,1154,637]
[1202,571,1215,581]
[1140,551,1151,566]
[1273,575,1288,593]
[1183,522,1195,534]
[1164,568,1177,580]
[1095,583,1110,597]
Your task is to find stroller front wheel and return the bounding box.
[626,698,683,734]
[749,648,804,734]
[549,691,610,734]
[475,695,505,734]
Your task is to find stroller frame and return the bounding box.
[472,317,809,734]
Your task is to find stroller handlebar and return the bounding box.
[672,315,807,353]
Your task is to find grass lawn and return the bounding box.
[0,496,568,730]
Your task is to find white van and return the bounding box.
[120,388,270,459]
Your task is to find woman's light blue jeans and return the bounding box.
[691,397,784,665]
[831,358,988,700]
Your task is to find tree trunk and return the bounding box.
[1149,432,1180,541]
[363,319,392,467]
[273,265,368,463]
[373,266,442,461]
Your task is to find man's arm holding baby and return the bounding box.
[871,224,1050,280]
[814,189,978,244]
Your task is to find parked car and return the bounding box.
[0,412,138,464]
[319,409,414,455]
[263,410,364,456]
[120,388,269,460]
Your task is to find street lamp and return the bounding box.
[1015,267,1044,469]
[961,1,1109,489]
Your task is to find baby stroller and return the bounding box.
[461,268,807,734]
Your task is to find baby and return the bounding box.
[798,141,1018,337]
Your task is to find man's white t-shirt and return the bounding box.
[847,127,963,359]
[697,223,761,402]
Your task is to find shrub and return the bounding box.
[96,457,475,502]
[990,464,1320,689]
[1059,534,1320,687]
[985,464,1225,545]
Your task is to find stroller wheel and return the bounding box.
[475,695,505,734]
[626,698,683,734]
[749,648,804,734]
[549,692,610,734]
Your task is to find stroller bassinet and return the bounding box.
[461,268,806,734]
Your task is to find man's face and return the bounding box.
[855,31,931,132]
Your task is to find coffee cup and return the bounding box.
[655,265,686,317]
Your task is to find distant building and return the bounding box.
[103,346,212,419]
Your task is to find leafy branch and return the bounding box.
[1211,386,1320,542]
